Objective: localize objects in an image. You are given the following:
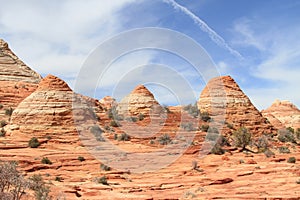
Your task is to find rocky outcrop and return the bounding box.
[198,76,274,135]
[0,39,42,111]
[262,100,300,129]
[10,75,100,140]
[117,85,161,116]
[99,96,117,110]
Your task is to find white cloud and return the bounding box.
[0,0,138,79]
[231,18,300,109]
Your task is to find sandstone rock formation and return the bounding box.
[0,39,42,111]
[198,76,274,135]
[117,85,161,116]
[99,96,117,110]
[262,100,300,129]
[10,74,100,141]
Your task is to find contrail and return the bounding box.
[163,0,243,59]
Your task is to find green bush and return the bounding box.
[118,133,130,141]
[90,125,104,141]
[286,127,294,133]
[100,163,111,171]
[254,136,270,152]
[5,107,13,116]
[233,127,252,150]
[279,146,290,154]
[96,176,108,185]
[78,156,85,162]
[125,116,138,122]
[28,137,40,148]
[264,149,275,158]
[287,157,296,163]
[0,128,6,137]
[210,144,225,155]
[55,176,62,182]
[200,111,211,122]
[181,122,196,131]
[158,134,171,145]
[201,125,209,132]
[0,120,7,128]
[41,157,52,165]
[278,129,296,143]
[183,103,199,118]
[226,122,234,129]
[138,113,145,121]
[295,128,300,140]
[29,174,51,200]
[110,120,120,127]
[114,134,118,140]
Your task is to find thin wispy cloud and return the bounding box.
[163,0,243,59]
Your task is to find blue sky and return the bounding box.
[0,0,299,109]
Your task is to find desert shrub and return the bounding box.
[264,149,275,158]
[100,163,111,171]
[29,174,51,200]
[158,134,171,145]
[286,127,294,133]
[226,122,234,129]
[5,108,13,116]
[295,128,300,140]
[90,125,104,141]
[110,120,120,127]
[149,140,155,145]
[162,105,171,113]
[210,144,225,155]
[125,116,138,122]
[118,133,130,141]
[107,106,118,119]
[28,137,40,148]
[287,157,296,163]
[279,146,290,154]
[0,128,5,137]
[278,129,296,143]
[0,104,3,109]
[138,113,145,121]
[206,131,218,141]
[254,136,270,152]
[200,111,211,122]
[181,122,196,131]
[183,103,199,118]
[55,176,62,182]
[95,176,108,185]
[233,127,252,150]
[0,120,7,128]
[114,134,118,140]
[201,125,209,132]
[41,157,52,165]
[77,156,85,162]
[0,161,29,200]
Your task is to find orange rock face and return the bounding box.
[99,96,117,110]
[10,74,101,141]
[262,99,300,129]
[0,39,42,120]
[198,76,274,135]
[117,85,161,116]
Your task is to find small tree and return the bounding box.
[29,174,51,200]
[233,127,252,150]
[0,161,29,200]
